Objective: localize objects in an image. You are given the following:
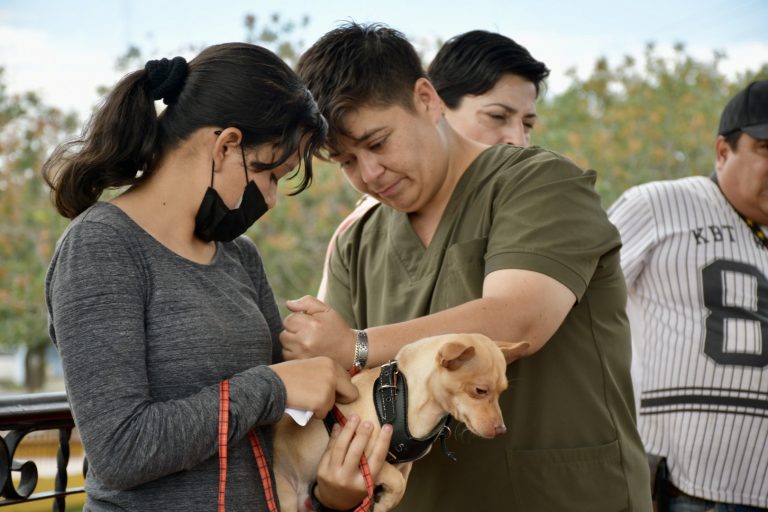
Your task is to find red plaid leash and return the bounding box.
[218,379,279,512]
[247,430,279,511]
[218,373,375,512]
[218,380,230,512]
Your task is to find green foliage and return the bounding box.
[0,68,79,351]
[248,161,360,315]
[2,16,768,395]
[536,43,768,207]
[244,11,310,67]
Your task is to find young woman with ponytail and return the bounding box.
[42,43,391,512]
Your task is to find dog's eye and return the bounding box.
[474,387,488,397]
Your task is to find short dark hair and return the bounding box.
[723,129,742,151]
[428,30,550,109]
[296,22,426,149]
[43,43,326,219]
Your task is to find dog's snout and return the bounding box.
[494,424,507,436]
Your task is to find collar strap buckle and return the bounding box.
[373,360,455,463]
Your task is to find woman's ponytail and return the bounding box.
[42,57,188,219]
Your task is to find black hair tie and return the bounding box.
[145,56,188,105]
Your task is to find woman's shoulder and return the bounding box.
[46,203,149,297]
[54,202,144,262]
[68,202,137,237]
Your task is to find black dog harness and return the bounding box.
[324,360,456,464]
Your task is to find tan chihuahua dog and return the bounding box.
[273,333,528,511]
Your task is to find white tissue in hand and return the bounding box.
[285,407,313,426]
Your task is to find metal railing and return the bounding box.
[0,392,86,510]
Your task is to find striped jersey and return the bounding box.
[608,175,768,508]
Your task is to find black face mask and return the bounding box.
[194,144,269,243]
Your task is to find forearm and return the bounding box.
[55,292,286,490]
[364,269,576,367]
[365,296,546,367]
[68,365,285,490]
[284,270,574,369]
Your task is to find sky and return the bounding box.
[0,0,766,119]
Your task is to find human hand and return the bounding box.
[269,357,358,418]
[280,295,356,369]
[314,415,393,510]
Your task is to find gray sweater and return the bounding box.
[45,202,287,511]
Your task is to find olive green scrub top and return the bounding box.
[324,145,652,511]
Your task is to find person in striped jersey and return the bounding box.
[608,80,768,511]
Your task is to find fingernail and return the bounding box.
[382,424,393,433]
[349,414,360,424]
[332,423,341,433]
[361,421,373,431]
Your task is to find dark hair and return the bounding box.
[42,42,327,219]
[428,30,550,109]
[296,22,426,149]
[723,129,742,151]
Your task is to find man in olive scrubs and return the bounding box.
[282,23,652,511]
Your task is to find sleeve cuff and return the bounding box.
[309,481,360,512]
[228,365,287,428]
[485,251,588,301]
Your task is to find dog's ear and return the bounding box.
[437,341,476,371]
[495,341,530,364]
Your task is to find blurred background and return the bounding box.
[0,2,765,509]
[0,0,767,395]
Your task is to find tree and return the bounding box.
[4,20,767,391]
[0,68,79,389]
[249,161,360,314]
[536,43,768,207]
[244,11,310,68]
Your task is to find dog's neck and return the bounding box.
[372,360,452,464]
[396,352,451,439]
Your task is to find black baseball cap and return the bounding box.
[718,79,768,139]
